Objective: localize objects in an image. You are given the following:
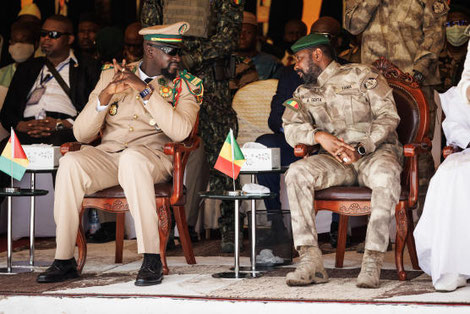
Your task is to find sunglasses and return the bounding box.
[445,20,469,27]
[40,30,71,39]
[147,43,182,56]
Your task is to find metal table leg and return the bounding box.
[0,196,31,274]
[15,172,51,268]
[29,172,35,266]
[212,199,250,279]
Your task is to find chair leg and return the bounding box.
[157,200,171,275]
[173,205,196,264]
[405,209,420,270]
[115,212,125,264]
[335,215,349,268]
[76,206,87,274]
[394,202,408,281]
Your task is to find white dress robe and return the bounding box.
[414,86,470,286]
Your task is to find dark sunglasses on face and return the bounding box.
[40,30,71,39]
[445,20,469,27]
[147,43,182,56]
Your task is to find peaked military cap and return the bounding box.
[291,33,330,54]
[139,22,190,44]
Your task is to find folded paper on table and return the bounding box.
[23,144,61,170]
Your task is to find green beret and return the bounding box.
[291,33,330,54]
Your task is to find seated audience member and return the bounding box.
[436,5,469,93]
[123,22,144,63]
[229,54,259,98]
[414,40,470,291]
[37,22,201,286]
[262,19,307,66]
[236,11,282,80]
[256,17,347,244]
[0,21,38,109]
[338,32,362,64]
[76,13,100,61]
[283,34,402,289]
[0,15,100,146]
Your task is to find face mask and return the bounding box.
[8,43,35,63]
[446,25,469,47]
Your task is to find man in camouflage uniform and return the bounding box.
[344,0,449,206]
[283,34,402,288]
[141,0,244,252]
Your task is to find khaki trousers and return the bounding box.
[285,145,402,253]
[54,145,172,259]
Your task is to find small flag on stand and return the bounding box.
[214,129,245,180]
[0,129,29,181]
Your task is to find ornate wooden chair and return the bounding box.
[60,117,200,275]
[294,58,429,280]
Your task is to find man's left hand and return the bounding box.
[113,59,147,92]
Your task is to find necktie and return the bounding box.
[144,78,152,84]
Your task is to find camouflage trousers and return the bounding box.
[285,146,402,253]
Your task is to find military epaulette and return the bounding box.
[101,63,114,71]
[171,71,204,108]
[179,70,203,87]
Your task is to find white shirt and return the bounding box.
[457,40,470,104]
[96,61,156,111]
[23,50,78,123]
[441,87,470,149]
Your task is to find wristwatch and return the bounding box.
[55,119,65,131]
[356,143,366,156]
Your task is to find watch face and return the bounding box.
[357,145,366,156]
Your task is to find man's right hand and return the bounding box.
[314,131,355,163]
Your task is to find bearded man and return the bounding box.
[282,34,402,288]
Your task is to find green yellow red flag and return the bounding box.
[214,130,245,179]
[0,129,29,181]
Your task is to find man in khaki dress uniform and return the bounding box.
[37,22,201,286]
[283,34,402,288]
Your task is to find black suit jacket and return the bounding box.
[0,55,100,131]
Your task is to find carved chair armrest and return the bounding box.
[443,145,461,159]
[403,139,431,208]
[164,135,201,205]
[60,142,83,155]
[294,144,320,158]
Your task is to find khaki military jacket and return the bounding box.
[282,61,401,155]
[344,0,449,86]
[73,62,200,162]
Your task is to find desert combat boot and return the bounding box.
[356,249,385,288]
[286,246,329,286]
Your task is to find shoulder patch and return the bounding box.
[283,98,302,112]
[363,77,378,90]
[101,63,114,71]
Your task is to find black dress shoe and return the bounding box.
[37,258,79,283]
[135,254,163,286]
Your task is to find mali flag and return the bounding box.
[0,129,29,181]
[214,130,245,179]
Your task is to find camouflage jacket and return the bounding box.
[344,0,449,86]
[282,61,401,155]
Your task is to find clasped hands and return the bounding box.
[16,118,70,138]
[99,59,149,103]
[314,131,360,165]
